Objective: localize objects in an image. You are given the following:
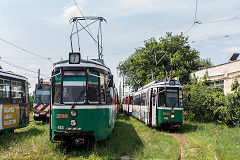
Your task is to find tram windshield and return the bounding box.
[166,90,178,107]
[53,70,111,104]
[34,85,50,104]
[63,76,86,104]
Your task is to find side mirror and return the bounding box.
[108,75,113,87]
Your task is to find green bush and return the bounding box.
[183,82,240,126]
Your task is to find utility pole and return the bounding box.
[152,70,154,81]
[119,82,122,103]
[38,69,40,85]
[123,76,124,98]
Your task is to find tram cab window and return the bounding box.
[11,81,23,103]
[63,71,86,104]
[88,71,100,103]
[166,88,178,107]
[158,87,165,107]
[34,85,50,104]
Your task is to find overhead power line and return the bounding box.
[191,32,240,43]
[184,23,196,35]
[0,58,48,77]
[73,0,97,50]
[194,0,199,22]
[0,56,66,60]
[183,0,199,35]
[0,36,53,63]
[201,17,240,24]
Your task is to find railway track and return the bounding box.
[167,133,218,160]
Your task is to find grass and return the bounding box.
[1,114,239,159]
[0,114,179,160]
[181,121,240,160]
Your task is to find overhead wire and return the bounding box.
[0,36,54,63]
[201,17,240,24]
[183,0,199,35]
[0,58,49,77]
[0,56,65,60]
[73,0,93,37]
[194,0,198,22]
[73,0,98,49]
[191,32,240,43]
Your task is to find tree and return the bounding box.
[231,78,239,91]
[117,32,212,90]
[29,94,34,111]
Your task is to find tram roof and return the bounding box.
[53,59,111,73]
[0,69,28,81]
[137,80,182,91]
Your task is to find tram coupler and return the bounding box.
[75,138,84,145]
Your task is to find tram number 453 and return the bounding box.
[57,125,64,130]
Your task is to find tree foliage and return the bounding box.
[117,32,212,90]
[29,94,34,111]
[231,78,239,91]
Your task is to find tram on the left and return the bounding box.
[0,69,30,133]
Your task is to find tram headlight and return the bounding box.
[70,110,77,117]
[70,119,77,126]
[171,115,175,119]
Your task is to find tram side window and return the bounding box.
[134,95,140,106]
[25,83,29,103]
[141,92,147,106]
[179,88,183,107]
[100,73,106,103]
[11,81,23,103]
[0,79,10,100]
[88,71,99,103]
[130,96,133,105]
[152,94,156,106]
[106,87,113,104]
[54,74,61,104]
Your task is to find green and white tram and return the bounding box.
[50,57,117,144]
[0,69,30,133]
[132,79,183,128]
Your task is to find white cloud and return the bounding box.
[28,64,40,70]
[224,46,240,54]
[62,6,80,23]
[62,0,86,23]
[203,45,216,49]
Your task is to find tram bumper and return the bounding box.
[53,130,94,141]
[160,121,182,128]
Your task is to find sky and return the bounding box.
[1,0,240,94]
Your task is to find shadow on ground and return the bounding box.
[55,114,144,159]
